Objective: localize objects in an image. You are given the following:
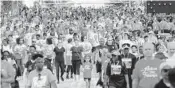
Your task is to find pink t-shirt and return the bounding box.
[83,63,93,78]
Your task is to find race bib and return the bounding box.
[111,65,121,75]
[122,58,132,69]
[32,76,47,88]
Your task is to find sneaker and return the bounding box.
[71,75,73,78]
[61,77,64,81]
[96,79,103,86]
[66,75,69,79]
[57,81,60,84]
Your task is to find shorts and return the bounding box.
[84,78,91,81]
[96,61,102,73]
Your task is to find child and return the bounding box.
[83,54,93,88]
[106,50,129,88]
[64,38,73,79]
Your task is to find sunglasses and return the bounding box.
[162,69,170,73]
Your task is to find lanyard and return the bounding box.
[124,53,130,58]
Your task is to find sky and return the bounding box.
[21,0,144,8]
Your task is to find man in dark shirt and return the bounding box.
[155,61,172,88]
[106,51,129,88]
[71,40,83,80]
[120,43,137,88]
[53,39,65,83]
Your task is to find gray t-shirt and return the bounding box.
[1,61,16,88]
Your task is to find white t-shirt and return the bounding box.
[65,34,73,41]
[43,44,55,59]
[13,35,19,43]
[24,33,34,46]
[148,36,158,44]
[81,41,92,55]
[64,43,73,56]
[88,31,99,47]
[137,38,145,46]
[2,45,13,53]
[14,44,27,55]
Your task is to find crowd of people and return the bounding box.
[1,1,175,88]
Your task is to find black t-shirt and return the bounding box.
[120,53,137,71]
[106,61,128,87]
[120,53,137,88]
[54,47,65,62]
[106,42,116,53]
[25,60,35,72]
[155,79,170,88]
[106,45,116,53]
[71,46,83,61]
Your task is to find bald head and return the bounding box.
[143,43,155,57]
[167,42,175,57]
[143,43,154,50]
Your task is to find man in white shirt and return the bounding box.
[65,28,74,41]
[165,42,175,58]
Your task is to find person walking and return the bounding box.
[53,39,65,83]
[132,43,163,88]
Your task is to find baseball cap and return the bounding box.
[122,43,130,49]
[159,59,175,75]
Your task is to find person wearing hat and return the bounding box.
[132,43,163,88]
[155,59,175,88]
[106,50,129,88]
[168,68,175,88]
[120,43,137,88]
